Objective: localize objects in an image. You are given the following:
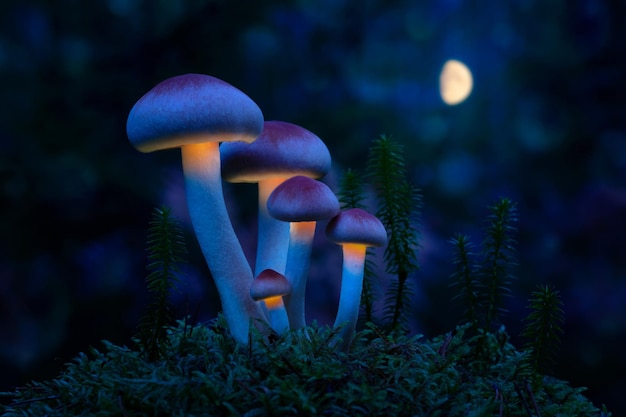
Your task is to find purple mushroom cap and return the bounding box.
[326,208,387,247]
[267,176,340,222]
[250,269,292,300]
[221,120,331,182]
[126,74,263,153]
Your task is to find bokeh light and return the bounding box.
[439,59,473,105]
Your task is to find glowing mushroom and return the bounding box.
[250,269,291,334]
[126,73,266,344]
[221,121,331,276]
[267,175,340,329]
[326,208,387,351]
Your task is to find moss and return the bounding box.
[0,317,609,416]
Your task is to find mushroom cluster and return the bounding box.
[126,74,387,350]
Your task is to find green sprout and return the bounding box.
[367,135,422,331]
[479,197,518,331]
[522,284,566,374]
[136,206,187,361]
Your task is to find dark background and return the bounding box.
[1,0,624,413]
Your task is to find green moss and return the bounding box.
[0,318,609,416]
[521,284,566,375]
[367,135,422,331]
[137,206,187,362]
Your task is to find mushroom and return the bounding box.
[267,175,340,329]
[325,208,387,351]
[126,73,266,344]
[221,121,330,334]
[221,120,331,276]
[250,269,292,334]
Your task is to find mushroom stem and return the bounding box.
[256,178,291,331]
[333,243,368,352]
[263,296,289,334]
[256,178,290,275]
[283,221,317,329]
[181,141,265,344]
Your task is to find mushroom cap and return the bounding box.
[326,208,387,247]
[267,176,340,222]
[126,74,264,153]
[250,269,291,300]
[221,120,331,182]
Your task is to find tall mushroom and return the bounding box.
[250,269,292,335]
[326,208,387,351]
[267,175,340,329]
[126,73,266,344]
[221,120,331,276]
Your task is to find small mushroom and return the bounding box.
[126,74,266,344]
[250,269,292,334]
[267,175,340,329]
[326,208,387,351]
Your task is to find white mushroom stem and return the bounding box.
[180,141,266,344]
[256,178,291,331]
[256,178,290,275]
[333,243,368,352]
[283,221,317,329]
[263,295,289,334]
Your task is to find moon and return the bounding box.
[439,60,473,105]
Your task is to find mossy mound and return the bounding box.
[0,318,610,416]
